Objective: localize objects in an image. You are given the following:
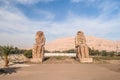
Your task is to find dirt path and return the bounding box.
[0,63,120,80]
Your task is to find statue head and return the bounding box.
[77,31,84,36]
[35,31,45,44]
[76,31,86,44]
[36,31,43,39]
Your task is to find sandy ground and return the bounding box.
[0,60,120,80]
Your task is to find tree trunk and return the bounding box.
[4,55,9,67]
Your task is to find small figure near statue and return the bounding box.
[31,31,46,63]
[75,31,93,63]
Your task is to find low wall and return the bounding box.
[44,53,76,57]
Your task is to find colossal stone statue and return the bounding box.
[32,31,45,63]
[75,31,93,62]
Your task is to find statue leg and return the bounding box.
[32,48,35,59]
[84,46,89,58]
[37,46,41,58]
[40,47,44,61]
[77,46,82,61]
[76,48,78,59]
[36,46,44,62]
[81,45,85,58]
[42,47,45,60]
[33,45,38,58]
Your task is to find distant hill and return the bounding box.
[45,36,120,52]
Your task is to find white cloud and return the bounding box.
[0,0,120,49]
[14,0,53,4]
[51,14,120,38]
[0,0,54,5]
[0,1,54,48]
[98,1,120,14]
[71,0,81,3]
[15,0,54,4]
[71,0,96,3]
[34,9,55,20]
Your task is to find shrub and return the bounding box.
[109,51,115,57]
[89,48,101,56]
[101,50,108,56]
[63,49,76,53]
[118,52,120,56]
[52,51,61,53]
[45,50,50,53]
[24,49,32,58]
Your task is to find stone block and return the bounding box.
[80,58,93,63]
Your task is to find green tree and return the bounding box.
[1,45,13,67]
[52,51,61,53]
[101,50,108,56]
[89,48,100,56]
[0,46,3,58]
[63,49,76,53]
[109,51,115,57]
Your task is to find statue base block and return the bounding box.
[30,58,43,63]
[80,58,93,63]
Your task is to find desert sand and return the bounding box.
[0,58,120,80]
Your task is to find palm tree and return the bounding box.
[0,46,2,56]
[1,45,13,67]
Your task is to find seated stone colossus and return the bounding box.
[32,31,46,63]
[75,31,93,62]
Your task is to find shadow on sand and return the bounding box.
[0,67,21,75]
[44,57,50,61]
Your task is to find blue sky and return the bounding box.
[0,0,120,48]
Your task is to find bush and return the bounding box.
[109,51,115,57]
[52,51,61,53]
[89,48,101,56]
[89,49,116,57]
[101,50,108,56]
[90,50,100,55]
[118,52,120,56]
[45,50,51,53]
[24,49,32,58]
[0,46,3,57]
[63,49,76,53]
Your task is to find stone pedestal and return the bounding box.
[80,58,93,63]
[30,58,43,63]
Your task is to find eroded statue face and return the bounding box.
[35,31,45,44]
[76,31,86,44]
[77,31,84,36]
[36,31,43,39]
